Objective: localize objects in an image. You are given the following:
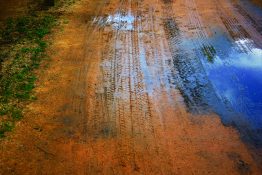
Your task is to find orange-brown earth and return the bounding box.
[0,0,28,20]
[0,0,262,174]
[252,0,262,8]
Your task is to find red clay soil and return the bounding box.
[0,0,261,174]
[251,0,262,8]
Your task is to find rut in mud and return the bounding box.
[1,0,262,174]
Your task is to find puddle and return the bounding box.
[93,12,135,31]
[203,32,262,146]
[167,23,262,147]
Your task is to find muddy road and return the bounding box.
[1,0,262,174]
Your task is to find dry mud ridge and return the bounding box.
[1,0,262,174]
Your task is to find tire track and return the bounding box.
[1,0,262,174]
[215,0,255,52]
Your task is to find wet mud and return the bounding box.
[1,0,262,174]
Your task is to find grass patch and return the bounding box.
[56,0,76,7]
[201,45,216,63]
[0,121,14,138]
[0,0,79,138]
[0,4,61,137]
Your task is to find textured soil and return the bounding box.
[0,0,262,174]
[0,0,28,21]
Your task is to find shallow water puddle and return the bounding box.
[93,12,135,31]
[175,25,262,147]
[162,0,262,149]
[202,33,262,146]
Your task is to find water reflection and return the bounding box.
[164,14,262,146]
[205,34,262,142]
[93,12,135,31]
[195,30,262,147]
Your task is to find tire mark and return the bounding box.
[216,0,254,52]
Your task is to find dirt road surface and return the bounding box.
[1,0,262,174]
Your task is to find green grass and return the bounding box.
[56,0,76,7]
[201,45,216,63]
[0,14,56,137]
[0,121,14,138]
[0,0,79,138]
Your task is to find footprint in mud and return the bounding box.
[58,115,76,126]
[95,124,114,139]
[196,151,212,160]
[57,103,71,113]
[162,0,173,4]
[227,152,252,175]
[50,115,78,139]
